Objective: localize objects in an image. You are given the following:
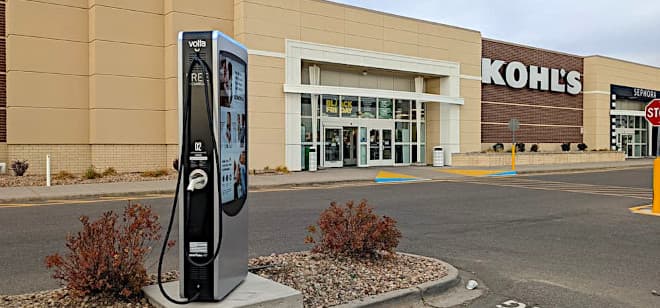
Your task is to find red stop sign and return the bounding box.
[645,99,660,126]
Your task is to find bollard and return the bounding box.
[46,154,51,187]
[511,145,516,171]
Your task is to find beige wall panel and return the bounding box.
[165,78,178,110]
[164,12,234,47]
[460,131,481,153]
[248,96,285,114]
[248,55,284,69]
[460,64,481,78]
[8,71,88,109]
[90,6,163,46]
[166,0,233,20]
[90,109,164,144]
[243,2,300,27]
[8,108,89,144]
[90,0,163,14]
[344,21,381,39]
[249,112,284,129]
[165,109,178,144]
[418,34,452,49]
[248,127,285,144]
[300,0,345,17]
[9,145,91,174]
[382,41,417,57]
[300,28,344,47]
[301,13,344,33]
[460,79,481,99]
[249,81,284,98]
[249,65,285,84]
[239,33,286,53]
[21,0,88,9]
[383,14,419,32]
[244,17,300,40]
[164,45,177,79]
[345,34,383,52]
[344,7,383,26]
[248,142,284,169]
[238,0,300,11]
[8,36,88,75]
[0,144,7,164]
[418,47,449,62]
[8,0,88,42]
[419,23,481,44]
[90,75,165,110]
[383,28,418,45]
[90,41,163,78]
[91,144,167,172]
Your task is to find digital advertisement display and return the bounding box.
[219,51,247,205]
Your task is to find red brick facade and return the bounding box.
[481,39,584,144]
[0,1,5,142]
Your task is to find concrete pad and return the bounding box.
[142,273,302,308]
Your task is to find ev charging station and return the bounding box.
[157,30,248,304]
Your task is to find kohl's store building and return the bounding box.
[2,0,659,174]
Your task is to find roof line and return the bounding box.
[319,0,481,34]
[584,55,660,70]
[482,37,583,58]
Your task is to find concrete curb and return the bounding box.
[334,253,461,308]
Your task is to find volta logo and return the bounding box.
[188,39,207,52]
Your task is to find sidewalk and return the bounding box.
[0,159,653,203]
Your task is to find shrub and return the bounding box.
[83,165,102,180]
[530,144,539,152]
[44,203,172,300]
[141,169,169,177]
[492,143,504,152]
[102,167,118,177]
[577,143,588,151]
[53,170,76,180]
[11,160,29,176]
[275,165,289,174]
[561,143,571,152]
[515,143,525,153]
[305,200,401,258]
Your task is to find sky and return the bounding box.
[329,0,660,68]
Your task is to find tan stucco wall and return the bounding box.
[583,56,660,150]
[0,143,7,164]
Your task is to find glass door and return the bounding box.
[368,128,394,166]
[323,127,343,168]
[342,127,357,166]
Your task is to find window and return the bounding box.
[301,94,312,116]
[301,94,313,142]
[378,98,393,119]
[322,95,339,117]
[340,96,358,118]
[395,99,410,120]
[360,97,377,118]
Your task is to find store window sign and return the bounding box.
[482,58,582,95]
[325,99,338,113]
[634,88,657,99]
[341,101,353,114]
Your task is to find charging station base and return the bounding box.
[142,273,302,308]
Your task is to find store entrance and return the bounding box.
[342,127,357,166]
[368,128,394,166]
[323,127,342,168]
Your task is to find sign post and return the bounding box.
[508,119,520,171]
[644,99,660,213]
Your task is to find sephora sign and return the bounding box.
[482,58,582,95]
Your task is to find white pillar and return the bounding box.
[46,154,51,187]
[439,75,461,166]
[414,76,424,164]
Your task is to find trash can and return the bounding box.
[308,148,317,172]
[433,147,444,167]
[303,146,311,171]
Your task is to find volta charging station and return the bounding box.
[156,30,249,304]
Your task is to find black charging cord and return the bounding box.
[157,52,220,304]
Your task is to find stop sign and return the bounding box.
[645,99,660,126]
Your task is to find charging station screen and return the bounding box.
[219,51,247,205]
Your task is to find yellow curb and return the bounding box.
[438,169,506,177]
[629,205,660,216]
[376,170,418,179]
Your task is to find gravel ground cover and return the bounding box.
[1,252,447,307]
[0,173,177,188]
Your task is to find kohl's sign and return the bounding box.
[482,58,582,95]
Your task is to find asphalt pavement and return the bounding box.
[0,167,658,307]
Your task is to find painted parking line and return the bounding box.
[375,170,429,183]
[629,205,660,217]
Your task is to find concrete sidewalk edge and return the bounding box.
[334,253,461,308]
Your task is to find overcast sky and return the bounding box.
[329,0,660,68]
